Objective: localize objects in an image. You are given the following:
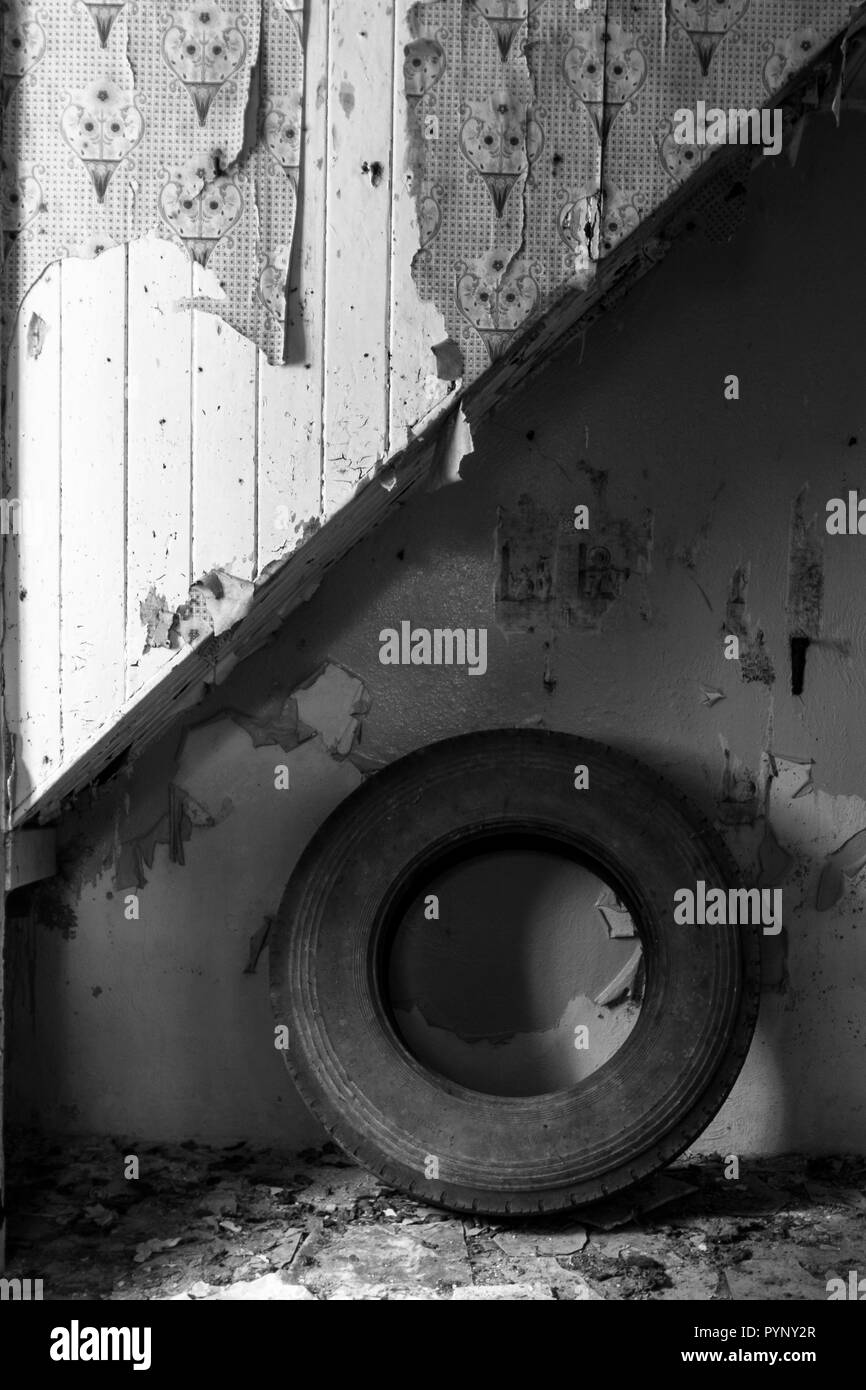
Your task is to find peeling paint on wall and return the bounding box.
[188,570,256,638]
[25,309,45,357]
[427,403,475,490]
[137,569,256,658]
[1,0,304,361]
[14,105,866,1150]
[724,563,775,686]
[389,849,643,1095]
[754,757,866,930]
[816,828,866,911]
[718,735,759,825]
[114,659,371,889]
[139,586,174,653]
[786,486,824,696]
[228,694,307,751]
[594,886,635,938]
[390,4,464,451]
[495,481,652,633]
[495,493,555,631]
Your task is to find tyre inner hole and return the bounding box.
[386,847,644,1098]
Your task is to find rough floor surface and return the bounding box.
[5,1138,866,1301]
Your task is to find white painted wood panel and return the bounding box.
[125,237,194,700]
[4,0,433,822]
[59,250,127,757]
[192,310,257,581]
[257,0,329,572]
[388,1,455,454]
[4,268,63,808]
[322,0,396,515]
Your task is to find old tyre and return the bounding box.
[269,729,761,1215]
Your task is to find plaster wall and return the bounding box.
[7,112,866,1156]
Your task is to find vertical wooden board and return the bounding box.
[4,268,62,811]
[257,351,322,572]
[191,311,257,581]
[59,250,127,757]
[388,1,454,454]
[257,0,328,573]
[126,237,193,699]
[323,0,395,516]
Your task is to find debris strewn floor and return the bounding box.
[6,1137,866,1301]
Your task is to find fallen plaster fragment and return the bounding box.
[427,404,474,491]
[293,663,371,758]
[25,1137,866,1302]
[190,570,255,638]
[207,1275,316,1301]
[304,1222,469,1294]
[699,684,725,708]
[492,1227,587,1260]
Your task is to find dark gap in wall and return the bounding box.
[92,744,133,791]
[790,636,810,696]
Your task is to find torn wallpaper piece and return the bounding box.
[405,0,857,385]
[1,0,304,362]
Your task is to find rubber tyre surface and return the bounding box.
[269,729,761,1215]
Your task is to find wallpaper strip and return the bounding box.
[405,0,858,386]
[1,0,304,363]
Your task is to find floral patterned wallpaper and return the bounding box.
[1,0,303,362]
[406,0,858,385]
[0,2,858,387]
